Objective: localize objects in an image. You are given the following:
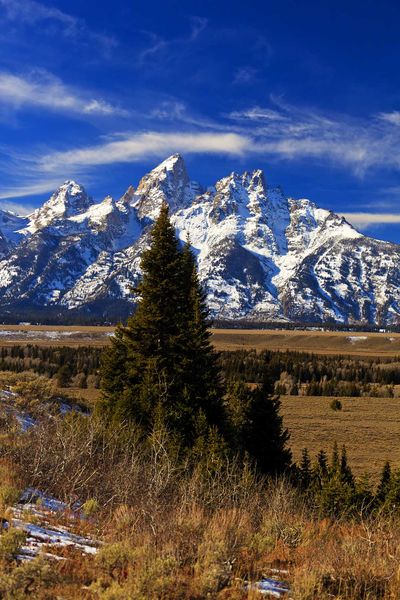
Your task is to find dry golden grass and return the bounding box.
[211,328,400,356]
[281,394,400,480]
[1,325,400,355]
[60,387,101,406]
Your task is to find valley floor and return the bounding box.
[280,395,400,480]
[1,325,400,356]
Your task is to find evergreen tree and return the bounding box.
[224,379,291,475]
[376,461,392,508]
[178,240,224,429]
[299,448,312,490]
[330,441,340,476]
[316,449,329,479]
[99,328,129,421]
[339,445,354,487]
[310,449,329,493]
[99,204,224,447]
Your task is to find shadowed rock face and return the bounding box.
[0,155,399,326]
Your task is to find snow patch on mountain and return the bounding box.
[0,155,399,325]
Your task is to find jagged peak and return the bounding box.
[134,154,195,220]
[101,195,115,205]
[22,180,93,233]
[119,185,135,204]
[152,153,185,172]
[45,180,91,209]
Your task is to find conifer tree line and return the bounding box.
[1,340,398,397]
[297,444,400,518]
[220,349,400,396]
[99,204,291,474]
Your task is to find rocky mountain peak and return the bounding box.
[26,181,93,232]
[119,185,135,207]
[134,154,199,220]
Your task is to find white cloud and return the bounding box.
[227,101,400,175]
[4,98,400,200]
[38,131,251,172]
[342,212,400,228]
[377,111,400,126]
[0,200,36,214]
[0,178,63,200]
[0,71,127,116]
[0,0,116,52]
[229,106,287,121]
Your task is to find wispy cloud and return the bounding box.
[150,101,187,121]
[38,131,250,173]
[377,111,400,126]
[342,212,400,228]
[0,130,249,199]
[0,199,37,214]
[4,97,400,200]
[229,106,287,121]
[138,17,207,64]
[233,67,258,84]
[0,71,127,116]
[227,100,400,175]
[0,178,63,201]
[0,0,116,54]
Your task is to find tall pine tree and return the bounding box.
[100,203,291,472]
[100,204,223,446]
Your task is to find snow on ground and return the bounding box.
[0,330,82,338]
[9,489,99,561]
[347,336,368,344]
[0,388,87,431]
[247,575,291,597]
[0,389,99,562]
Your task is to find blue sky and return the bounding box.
[0,0,400,241]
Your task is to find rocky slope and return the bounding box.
[0,154,399,325]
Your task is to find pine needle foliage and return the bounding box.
[99,204,223,447]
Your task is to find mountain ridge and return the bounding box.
[0,154,399,326]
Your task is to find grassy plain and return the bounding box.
[212,328,400,356]
[1,324,400,356]
[280,395,400,479]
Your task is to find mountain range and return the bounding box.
[0,154,399,325]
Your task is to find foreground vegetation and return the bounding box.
[0,405,400,599]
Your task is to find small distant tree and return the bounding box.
[330,398,342,412]
[56,364,72,388]
[376,461,391,505]
[339,445,354,487]
[316,449,329,481]
[299,448,312,490]
[330,441,340,476]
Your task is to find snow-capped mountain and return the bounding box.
[0,154,399,325]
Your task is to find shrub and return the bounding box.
[82,497,99,518]
[0,529,26,562]
[0,557,57,598]
[0,485,20,509]
[330,398,342,411]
